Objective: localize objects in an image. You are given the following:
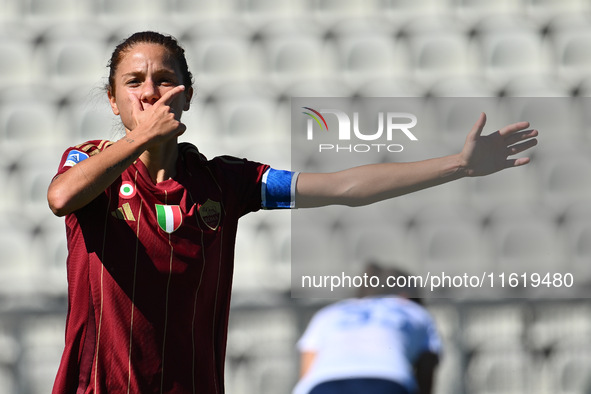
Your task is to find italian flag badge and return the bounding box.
[155,204,182,234]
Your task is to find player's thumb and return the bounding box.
[176,122,187,137]
[469,112,486,139]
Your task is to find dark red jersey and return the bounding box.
[52,140,270,393]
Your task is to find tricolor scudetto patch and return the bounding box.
[155,204,182,234]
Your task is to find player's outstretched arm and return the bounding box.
[295,112,538,208]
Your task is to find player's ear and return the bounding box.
[183,87,194,111]
[108,89,120,116]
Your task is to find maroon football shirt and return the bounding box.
[52,140,269,393]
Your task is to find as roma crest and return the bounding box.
[198,199,221,230]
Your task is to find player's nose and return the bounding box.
[141,79,160,105]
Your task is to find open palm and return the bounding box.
[460,113,538,177]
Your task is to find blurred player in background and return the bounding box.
[46,31,536,393]
[294,263,440,394]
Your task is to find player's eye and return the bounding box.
[159,77,178,86]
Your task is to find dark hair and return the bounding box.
[106,31,194,94]
[357,262,423,305]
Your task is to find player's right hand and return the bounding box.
[128,85,187,146]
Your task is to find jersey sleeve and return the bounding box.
[53,140,113,179]
[423,314,442,356]
[296,304,338,352]
[207,155,300,215]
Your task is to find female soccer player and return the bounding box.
[47,31,537,393]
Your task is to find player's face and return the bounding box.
[108,43,192,132]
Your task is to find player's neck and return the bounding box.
[140,139,179,184]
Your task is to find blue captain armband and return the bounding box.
[261,168,300,209]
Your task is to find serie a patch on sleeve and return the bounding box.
[63,150,90,168]
[261,168,299,209]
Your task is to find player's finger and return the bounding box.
[129,93,144,113]
[159,85,186,106]
[505,129,538,145]
[468,112,487,139]
[175,123,187,137]
[505,156,531,168]
[506,138,538,156]
[499,121,530,137]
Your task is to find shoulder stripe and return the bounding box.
[98,140,113,151]
[73,140,113,156]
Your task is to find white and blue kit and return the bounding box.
[293,297,442,394]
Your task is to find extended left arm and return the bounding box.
[295,113,538,208]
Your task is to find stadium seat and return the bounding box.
[406,23,476,86]
[343,221,421,275]
[381,0,449,22]
[187,35,259,87]
[433,345,464,394]
[29,215,68,296]
[178,98,222,147]
[550,26,591,88]
[102,22,187,53]
[0,230,36,298]
[463,304,526,350]
[215,96,282,146]
[525,0,591,26]
[407,204,492,298]
[504,97,582,146]
[356,77,427,97]
[56,83,118,140]
[0,95,62,151]
[415,220,492,297]
[486,205,567,297]
[35,37,108,93]
[98,0,170,20]
[537,148,591,215]
[466,348,539,393]
[309,0,383,18]
[21,0,94,27]
[453,0,527,27]
[0,367,17,394]
[427,76,499,97]
[235,0,306,25]
[226,308,298,393]
[476,29,551,87]
[20,316,66,394]
[528,302,591,352]
[561,203,591,290]
[500,75,573,96]
[541,343,591,394]
[0,36,36,87]
[332,30,409,90]
[169,0,234,20]
[468,163,538,216]
[257,33,335,89]
[0,145,23,208]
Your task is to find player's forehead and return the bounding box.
[116,43,180,77]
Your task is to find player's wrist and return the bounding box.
[448,153,469,179]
